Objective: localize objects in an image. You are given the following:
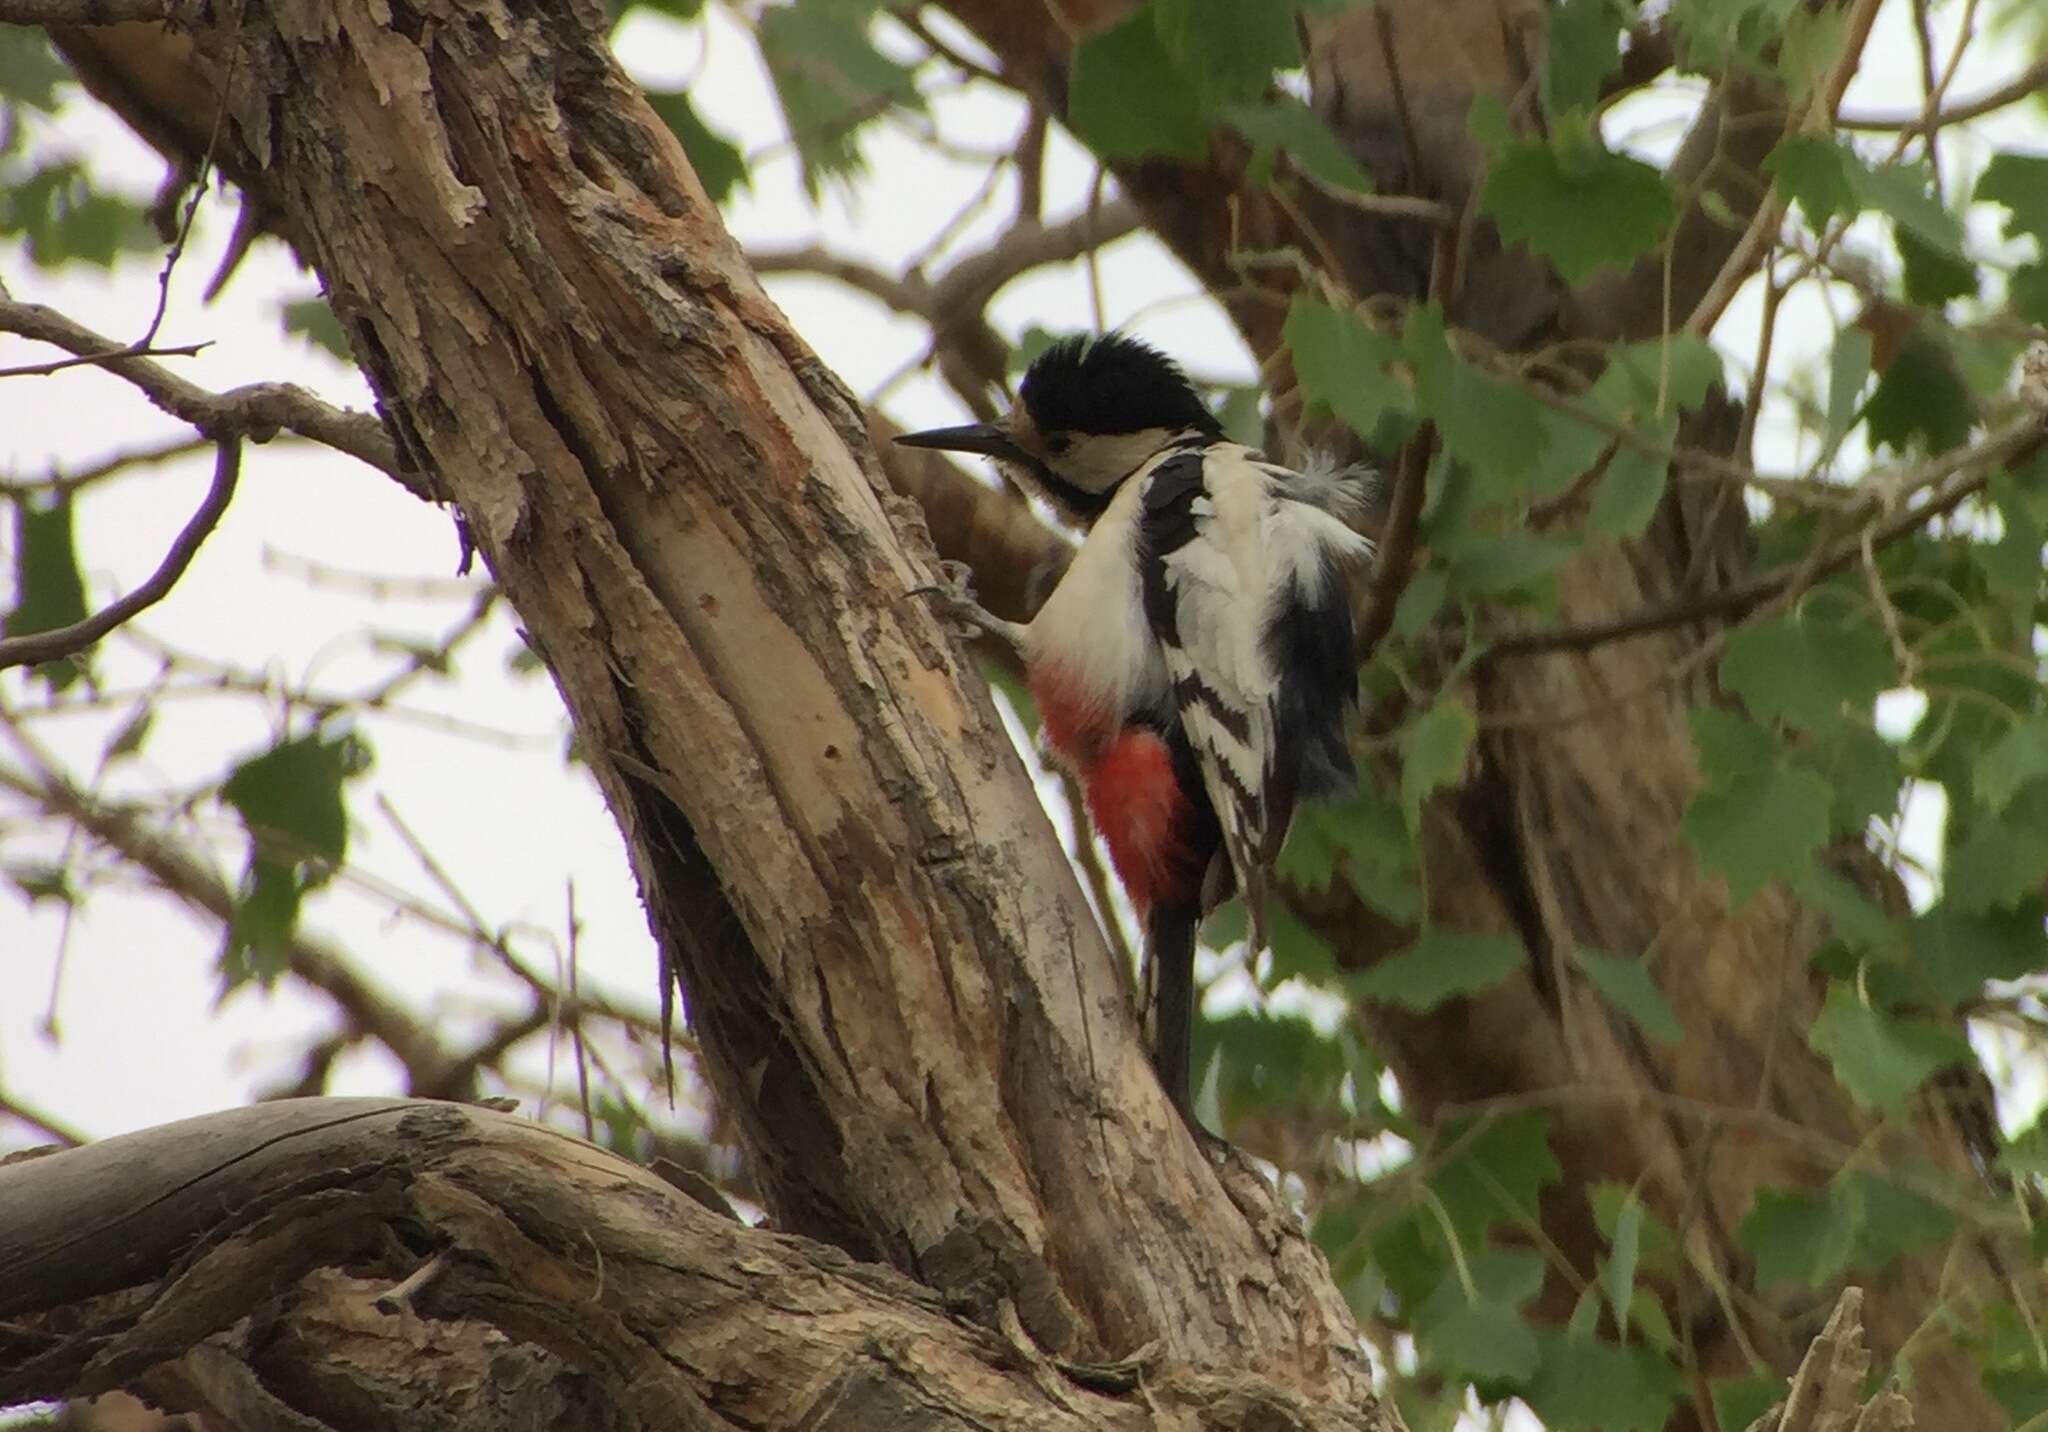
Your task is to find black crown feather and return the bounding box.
[1018,333,1223,440]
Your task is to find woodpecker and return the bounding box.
[898,333,1373,1122]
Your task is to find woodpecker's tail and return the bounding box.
[1148,900,1201,1119]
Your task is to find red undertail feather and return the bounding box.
[1086,730,1193,913]
[1031,664,1199,913]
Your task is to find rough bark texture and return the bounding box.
[32,0,1389,1426]
[0,1099,1376,1429]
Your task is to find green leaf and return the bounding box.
[1808,982,1970,1112]
[1976,152,2048,244]
[1522,1329,1683,1432]
[1768,137,1965,257]
[1897,225,1977,306]
[757,0,924,193]
[1574,948,1682,1044]
[1840,1170,1955,1270]
[1767,133,1857,228]
[1068,6,1211,162]
[1689,706,1776,790]
[1712,1372,1786,1432]
[1853,160,1964,258]
[1421,1300,1540,1384]
[1227,96,1374,194]
[1152,0,1298,105]
[2013,265,2048,326]
[1283,294,1412,442]
[1588,424,1673,539]
[1683,762,1831,905]
[1199,1009,1352,1123]
[1790,864,1903,956]
[645,88,748,203]
[1602,1193,1643,1338]
[7,862,73,906]
[0,28,69,109]
[1482,135,1674,283]
[1945,792,2048,914]
[1823,327,1873,453]
[1266,899,1337,985]
[1405,304,1549,489]
[1427,1108,1560,1243]
[1807,722,1904,836]
[1390,565,1447,641]
[1353,927,1524,1011]
[1740,1183,1857,1289]
[103,707,154,764]
[1910,902,2048,1008]
[1415,1248,1547,1383]
[280,296,351,361]
[1977,719,2048,814]
[0,160,153,268]
[1542,0,1628,117]
[1721,608,1893,732]
[1590,1182,1681,1276]
[220,730,369,982]
[6,492,90,691]
[1446,531,1575,601]
[1865,333,1974,455]
[1399,693,1475,828]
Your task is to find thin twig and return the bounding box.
[1838,55,2048,133]
[0,299,417,495]
[1486,414,2043,657]
[0,438,241,672]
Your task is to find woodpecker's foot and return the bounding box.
[911,560,1029,655]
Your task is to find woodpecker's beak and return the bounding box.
[894,422,1029,466]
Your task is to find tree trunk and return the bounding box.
[22,0,1392,1426]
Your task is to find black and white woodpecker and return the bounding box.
[897,333,1374,1122]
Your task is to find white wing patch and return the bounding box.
[1141,444,1373,948]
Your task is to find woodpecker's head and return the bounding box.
[896,333,1223,520]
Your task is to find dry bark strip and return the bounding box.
[0,1098,1380,1429]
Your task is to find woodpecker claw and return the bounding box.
[911,560,1029,655]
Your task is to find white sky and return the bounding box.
[0,3,2039,1150]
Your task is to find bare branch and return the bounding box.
[1839,55,2048,133]
[0,438,240,673]
[0,298,419,496]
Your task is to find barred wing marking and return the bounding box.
[1138,445,1370,948]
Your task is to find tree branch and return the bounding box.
[1485,412,2047,658]
[0,0,194,22]
[0,298,420,498]
[0,437,240,672]
[1838,55,2048,133]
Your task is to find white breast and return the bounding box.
[1025,475,1167,723]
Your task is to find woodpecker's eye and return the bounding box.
[1044,434,1073,456]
